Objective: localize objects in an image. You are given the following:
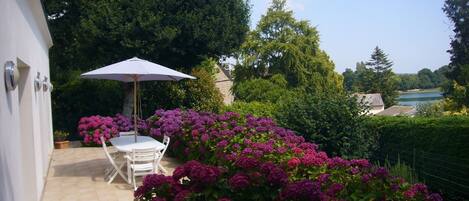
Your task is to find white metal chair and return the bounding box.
[125,147,158,190]
[119,131,137,136]
[101,136,127,184]
[156,136,170,174]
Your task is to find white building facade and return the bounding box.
[0,0,53,201]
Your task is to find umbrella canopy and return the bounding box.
[81,57,195,81]
[80,57,195,142]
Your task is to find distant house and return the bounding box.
[214,64,234,105]
[355,93,385,115]
[376,106,416,117]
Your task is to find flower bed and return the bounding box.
[78,114,146,146]
[133,109,441,201]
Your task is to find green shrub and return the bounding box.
[416,102,444,117]
[368,116,469,199]
[140,59,224,116]
[276,92,373,159]
[233,74,292,103]
[222,101,277,118]
[379,155,419,184]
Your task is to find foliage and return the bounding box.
[397,74,420,91]
[442,81,469,111]
[134,109,441,201]
[382,156,419,184]
[275,92,373,159]
[52,72,124,138]
[233,74,291,103]
[234,0,343,94]
[443,0,469,108]
[44,0,250,135]
[183,67,224,113]
[342,47,398,107]
[415,102,444,117]
[222,101,278,119]
[140,60,223,116]
[53,130,70,142]
[365,47,399,107]
[367,116,469,199]
[342,68,357,91]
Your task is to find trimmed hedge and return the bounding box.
[367,116,469,200]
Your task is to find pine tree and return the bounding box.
[365,47,398,107]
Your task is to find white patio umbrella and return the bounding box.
[81,57,196,142]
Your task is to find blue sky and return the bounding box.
[249,0,453,73]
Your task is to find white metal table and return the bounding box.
[110,135,165,152]
[109,136,165,183]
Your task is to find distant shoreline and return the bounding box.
[398,88,442,94]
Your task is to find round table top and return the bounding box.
[109,135,165,152]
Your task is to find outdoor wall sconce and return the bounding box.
[48,83,53,92]
[34,72,42,91]
[4,61,19,91]
[43,76,49,91]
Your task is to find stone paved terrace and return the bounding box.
[41,142,181,201]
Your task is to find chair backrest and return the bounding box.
[130,148,158,171]
[156,136,170,164]
[119,131,137,136]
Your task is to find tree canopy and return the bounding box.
[341,47,398,107]
[44,0,251,134]
[234,0,342,94]
[443,0,469,108]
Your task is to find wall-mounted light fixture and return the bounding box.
[43,76,49,91]
[34,72,42,91]
[49,83,53,92]
[4,61,19,91]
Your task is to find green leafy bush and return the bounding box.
[222,101,277,118]
[233,74,291,103]
[276,92,373,159]
[368,116,469,199]
[416,102,444,117]
[140,59,224,116]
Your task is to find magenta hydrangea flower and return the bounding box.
[235,157,259,169]
[228,173,250,190]
[280,180,322,200]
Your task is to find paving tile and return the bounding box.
[42,145,181,201]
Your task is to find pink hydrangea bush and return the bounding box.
[113,113,133,132]
[78,114,149,145]
[78,115,118,145]
[134,109,442,201]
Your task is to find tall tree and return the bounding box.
[443,0,469,107]
[417,68,437,89]
[342,68,356,91]
[234,0,343,94]
[44,0,250,133]
[365,47,398,107]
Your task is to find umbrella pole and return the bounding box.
[133,76,138,143]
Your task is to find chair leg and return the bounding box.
[158,164,168,174]
[132,172,137,190]
[108,170,118,184]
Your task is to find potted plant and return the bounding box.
[54,130,70,149]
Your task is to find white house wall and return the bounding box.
[0,0,53,201]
